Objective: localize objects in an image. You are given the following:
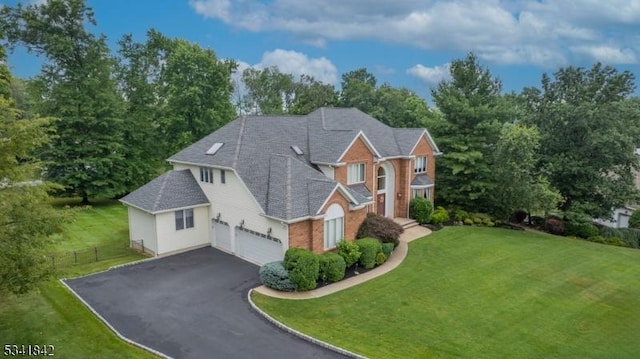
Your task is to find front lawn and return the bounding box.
[252,226,640,359]
[0,199,155,358]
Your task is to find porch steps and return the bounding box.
[393,218,420,230]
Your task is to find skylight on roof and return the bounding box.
[291,145,304,155]
[206,142,224,155]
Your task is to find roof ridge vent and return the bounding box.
[206,142,224,155]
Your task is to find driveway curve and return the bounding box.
[65,247,346,359]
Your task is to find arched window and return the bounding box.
[324,203,344,249]
[377,166,386,191]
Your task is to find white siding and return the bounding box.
[127,207,158,255]
[155,206,210,255]
[318,165,334,180]
[173,164,289,253]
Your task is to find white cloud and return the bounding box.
[375,65,396,75]
[190,0,640,67]
[407,63,450,85]
[234,49,338,86]
[570,45,637,64]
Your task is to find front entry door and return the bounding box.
[377,194,386,216]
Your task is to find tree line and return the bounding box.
[1,0,639,294]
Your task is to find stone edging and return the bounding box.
[247,289,368,359]
[59,279,171,359]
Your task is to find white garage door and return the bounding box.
[235,227,283,265]
[212,220,232,253]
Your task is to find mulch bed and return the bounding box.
[316,264,373,289]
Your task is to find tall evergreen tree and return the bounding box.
[1,0,126,204]
[431,53,514,211]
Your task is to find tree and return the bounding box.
[492,123,561,220]
[0,44,65,295]
[431,53,514,211]
[1,0,126,204]
[289,74,338,115]
[339,68,377,113]
[118,30,237,157]
[240,66,296,115]
[522,63,640,218]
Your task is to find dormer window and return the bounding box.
[200,167,213,183]
[206,142,224,155]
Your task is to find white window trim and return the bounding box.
[347,163,366,185]
[414,156,427,174]
[200,167,214,183]
[175,208,195,231]
[324,203,344,249]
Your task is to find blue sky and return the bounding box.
[5,0,640,102]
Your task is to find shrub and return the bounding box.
[628,210,640,228]
[336,239,361,267]
[545,218,566,236]
[283,248,319,291]
[453,209,469,222]
[259,261,296,292]
[431,206,450,225]
[472,216,483,224]
[381,242,394,259]
[409,197,433,225]
[587,236,627,247]
[356,213,404,247]
[566,222,599,239]
[511,210,528,223]
[463,218,473,225]
[355,237,383,269]
[319,253,346,283]
[530,215,545,226]
[375,252,387,266]
[618,228,640,249]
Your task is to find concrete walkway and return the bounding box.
[253,225,431,299]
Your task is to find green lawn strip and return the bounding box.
[49,199,130,251]
[0,281,156,358]
[252,226,640,359]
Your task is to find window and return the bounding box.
[414,156,427,173]
[347,163,365,184]
[175,209,194,230]
[412,189,431,200]
[377,166,386,190]
[324,203,344,249]
[200,167,213,183]
[220,170,226,184]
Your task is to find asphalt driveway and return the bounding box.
[65,247,346,359]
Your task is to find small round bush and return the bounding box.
[545,218,566,236]
[431,206,450,225]
[587,235,606,244]
[284,248,319,291]
[319,252,346,283]
[605,237,627,247]
[375,252,386,266]
[355,237,383,269]
[409,197,433,225]
[336,239,361,267]
[453,209,469,222]
[259,261,296,292]
[356,213,404,247]
[472,217,483,224]
[463,218,473,225]
[571,223,599,239]
[381,242,394,259]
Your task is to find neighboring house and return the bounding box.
[121,107,441,265]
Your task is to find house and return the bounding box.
[120,107,441,265]
[595,148,640,228]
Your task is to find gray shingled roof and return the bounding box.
[347,183,373,203]
[393,128,425,155]
[411,174,434,187]
[166,107,437,221]
[120,170,209,213]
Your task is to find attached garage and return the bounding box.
[235,227,283,265]
[212,220,232,253]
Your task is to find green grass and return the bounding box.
[0,199,156,358]
[252,226,640,359]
